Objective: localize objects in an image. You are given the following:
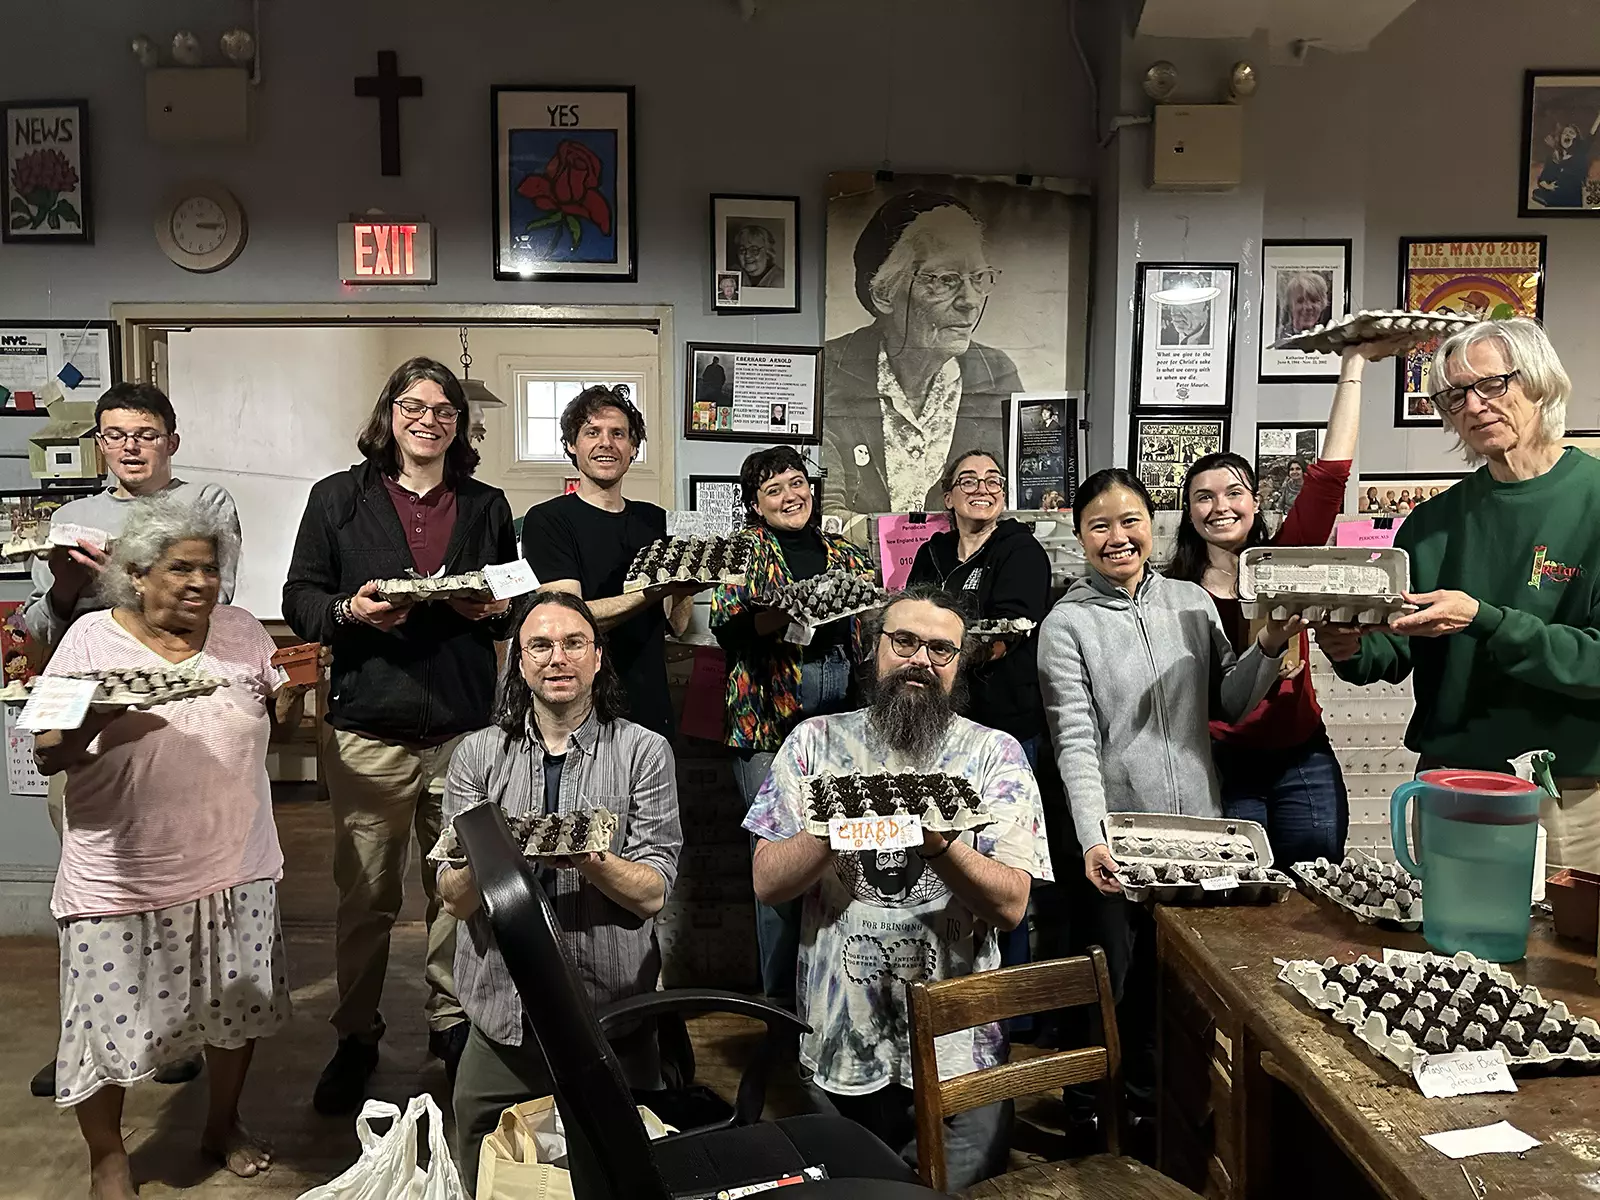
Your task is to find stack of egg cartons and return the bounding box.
[1309,642,1417,858]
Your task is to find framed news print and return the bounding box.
[685,343,822,444]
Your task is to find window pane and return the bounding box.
[554,380,582,406]
[529,418,558,458]
[524,378,554,418]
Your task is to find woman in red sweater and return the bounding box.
[1165,340,1401,863]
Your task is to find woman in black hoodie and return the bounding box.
[907,449,1053,764]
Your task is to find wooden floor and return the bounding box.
[0,789,1079,1198]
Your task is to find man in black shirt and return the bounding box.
[521,386,698,740]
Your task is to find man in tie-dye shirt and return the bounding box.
[744,586,1052,1191]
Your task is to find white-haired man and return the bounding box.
[1318,318,1600,872]
[745,585,1052,1190]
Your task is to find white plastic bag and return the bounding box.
[297,1094,468,1200]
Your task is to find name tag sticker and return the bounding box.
[483,559,540,600]
[828,815,923,852]
[1200,873,1240,891]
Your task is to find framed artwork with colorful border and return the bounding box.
[1394,237,1546,427]
[1258,240,1352,383]
[710,194,800,314]
[491,86,635,281]
[1128,412,1230,512]
[2,99,91,245]
[1519,71,1600,217]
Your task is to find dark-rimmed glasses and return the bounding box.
[881,629,961,667]
[1432,370,1519,416]
[521,635,593,664]
[393,398,460,425]
[96,428,167,446]
[952,473,1005,495]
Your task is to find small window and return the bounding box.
[513,372,648,465]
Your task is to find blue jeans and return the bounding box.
[806,1082,1011,1192]
[1216,733,1349,866]
[736,648,852,1006]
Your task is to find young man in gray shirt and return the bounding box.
[24,380,240,1099]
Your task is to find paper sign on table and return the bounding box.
[483,559,540,601]
[876,512,951,592]
[1200,873,1240,891]
[828,814,923,853]
[1413,1051,1517,1098]
[17,676,99,732]
[1421,1121,1540,1159]
[1334,518,1403,549]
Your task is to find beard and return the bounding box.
[867,665,964,764]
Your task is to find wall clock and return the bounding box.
[155,182,247,272]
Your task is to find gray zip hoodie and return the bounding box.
[1038,568,1282,854]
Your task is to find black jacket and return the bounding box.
[906,518,1052,742]
[282,461,517,741]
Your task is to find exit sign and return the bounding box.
[337,220,435,284]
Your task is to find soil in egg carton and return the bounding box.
[1305,856,1419,912]
[810,774,977,823]
[633,537,751,581]
[1328,958,1589,1059]
[1123,862,1272,886]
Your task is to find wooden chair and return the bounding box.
[908,949,1201,1199]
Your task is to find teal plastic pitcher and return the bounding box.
[1391,769,1542,961]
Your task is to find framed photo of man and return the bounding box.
[711,195,800,313]
[1129,413,1229,512]
[685,343,821,444]
[1519,72,1600,217]
[1133,263,1237,410]
[1258,241,1351,383]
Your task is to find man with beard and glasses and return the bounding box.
[744,585,1052,1190]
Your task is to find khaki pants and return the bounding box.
[1544,780,1600,874]
[324,726,465,1038]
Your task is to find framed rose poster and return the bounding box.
[1395,237,1545,426]
[3,100,91,245]
[491,86,635,281]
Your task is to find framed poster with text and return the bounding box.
[1133,262,1237,410]
[1258,240,1351,383]
[684,343,822,444]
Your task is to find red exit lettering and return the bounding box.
[353,223,418,277]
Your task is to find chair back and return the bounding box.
[456,802,671,1200]
[907,949,1123,1192]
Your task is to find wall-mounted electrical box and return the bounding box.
[1151,104,1243,190]
[146,68,250,144]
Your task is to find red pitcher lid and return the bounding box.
[1419,768,1541,794]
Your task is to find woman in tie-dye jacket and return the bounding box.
[711,446,875,1007]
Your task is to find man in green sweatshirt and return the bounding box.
[1318,319,1600,874]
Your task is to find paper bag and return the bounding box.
[477,1096,675,1200]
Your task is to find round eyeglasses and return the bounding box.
[393,398,461,425]
[521,635,594,664]
[96,428,167,446]
[913,268,1000,301]
[881,629,961,667]
[953,474,1006,495]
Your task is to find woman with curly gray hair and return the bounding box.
[32,494,308,1198]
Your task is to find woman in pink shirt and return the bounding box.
[33,495,307,1200]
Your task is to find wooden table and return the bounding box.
[1155,894,1600,1200]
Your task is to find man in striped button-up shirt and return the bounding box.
[434,590,682,1193]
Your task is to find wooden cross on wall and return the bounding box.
[354,51,423,176]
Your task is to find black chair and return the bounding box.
[455,803,933,1200]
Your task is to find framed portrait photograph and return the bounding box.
[1519,72,1600,217]
[1133,262,1237,410]
[711,194,799,314]
[3,100,91,245]
[1129,413,1230,512]
[1355,472,1469,517]
[491,86,635,281]
[1258,240,1351,382]
[1254,423,1328,518]
[1395,237,1546,426]
[684,343,822,444]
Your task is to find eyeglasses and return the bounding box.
[953,473,1006,495]
[522,635,594,664]
[96,428,167,446]
[881,629,961,667]
[914,268,1000,301]
[393,398,461,425]
[1432,370,1519,416]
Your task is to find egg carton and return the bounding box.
[621,535,754,593]
[372,572,495,604]
[428,807,620,868]
[1279,951,1600,1074]
[0,667,227,710]
[968,618,1036,642]
[1105,811,1294,904]
[802,772,992,836]
[1239,546,1414,624]
[1274,309,1476,356]
[0,520,113,564]
[1292,854,1422,930]
[766,571,889,645]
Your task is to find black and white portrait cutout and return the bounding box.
[822,173,1086,518]
[727,219,786,288]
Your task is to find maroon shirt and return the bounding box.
[382,475,457,576]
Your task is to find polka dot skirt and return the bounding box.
[54,879,291,1107]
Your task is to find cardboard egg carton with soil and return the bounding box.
[1274,309,1475,356]
[621,535,754,593]
[371,572,496,604]
[968,618,1036,642]
[0,667,227,710]
[1292,854,1422,930]
[802,772,992,837]
[764,571,888,645]
[1106,811,1294,904]
[427,807,620,869]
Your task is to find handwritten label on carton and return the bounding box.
[483,559,540,601]
[1200,873,1240,891]
[1413,1050,1517,1099]
[17,676,99,732]
[828,815,923,853]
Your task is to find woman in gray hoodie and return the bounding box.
[1036,468,1293,1108]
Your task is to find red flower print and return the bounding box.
[8,148,82,234]
[516,139,612,249]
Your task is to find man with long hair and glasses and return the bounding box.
[821,192,1023,517]
[744,585,1051,1190]
[283,357,517,1114]
[22,380,240,1099]
[435,590,681,1194]
[1319,319,1600,875]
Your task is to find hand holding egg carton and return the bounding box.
[763,570,888,646]
[1240,546,1415,626]
[803,772,992,837]
[427,807,619,869]
[621,534,754,593]
[1106,812,1294,904]
[372,571,497,604]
